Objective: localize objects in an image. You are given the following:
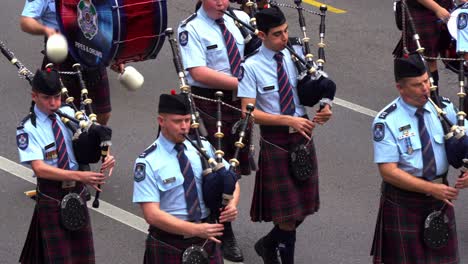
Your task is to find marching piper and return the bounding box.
[370,54,468,264]
[132,93,239,264]
[237,6,333,264]
[16,69,115,263]
[177,0,252,261]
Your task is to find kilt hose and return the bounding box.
[393,0,453,58]
[250,125,320,223]
[193,94,252,176]
[371,182,459,264]
[144,228,223,264]
[41,54,111,115]
[20,182,95,264]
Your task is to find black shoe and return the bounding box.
[254,237,281,264]
[221,230,244,262]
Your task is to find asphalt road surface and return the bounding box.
[1,0,468,263]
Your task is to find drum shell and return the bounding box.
[56,0,167,67]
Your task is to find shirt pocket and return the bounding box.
[155,173,184,192]
[397,134,421,157]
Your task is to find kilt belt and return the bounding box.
[370,177,459,264]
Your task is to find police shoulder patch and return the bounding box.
[139,143,157,158]
[134,163,146,182]
[179,31,189,47]
[378,103,397,119]
[373,122,385,142]
[458,13,468,30]
[17,133,29,150]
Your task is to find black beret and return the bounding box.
[32,69,61,95]
[394,54,427,82]
[255,6,286,33]
[158,93,190,115]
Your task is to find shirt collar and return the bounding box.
[398,97,431,116]
[34,105,51,122]
[260,44,277,60]
[158,132,189,154]
[199,7,219,26]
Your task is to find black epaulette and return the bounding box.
[17,114,32,130]
[244,49,259,61]
[378,103,397,119]
[439,96,451,108]
[139,143,157,158]
[288,37,302,47]
[180,13,197,28]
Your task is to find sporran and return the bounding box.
[289,142,313,181]
[60,192,88,231]
[182,244,209,264]
[423,208,450,249]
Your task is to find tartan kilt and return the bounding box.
[143,234,223,264]
[194,97,252,176]
[41,54,111,114]
[393,0,454,58]
[20,192,95,264]
[250,126,319,223]
[371,182,459,264]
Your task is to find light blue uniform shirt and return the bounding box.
[238,44,306,116]
[177,8,249,88]
[372,97,468,177]
[17,105,78,172]
[133,133,229,221]
[21,0,59,30]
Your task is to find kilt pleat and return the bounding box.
[394,0,453,57]
[194,97,251,175]
[250,126,319,223]
[19,208,44,264]
[19,189,95,264]
[371,182,459,264]
[144,234,223,264]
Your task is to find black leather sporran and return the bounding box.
[60,192,88,231]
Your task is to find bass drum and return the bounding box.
[56,0,167,68]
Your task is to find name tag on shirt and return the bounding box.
[163,177,176,184]
[263,85,275,91]
[45,142,55,150]
[207,44,218,50]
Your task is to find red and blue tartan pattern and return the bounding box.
[250,126,319,223]
[371,182,459,264]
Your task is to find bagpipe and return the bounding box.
[222,7,336,108]
[165,28,256,215]
[394,0,468,250]
[0,40,112,208]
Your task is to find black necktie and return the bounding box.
[175,143,202,221]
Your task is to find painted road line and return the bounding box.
[0,156,148,233]
[334,98,378,118]
[303,0,347,14]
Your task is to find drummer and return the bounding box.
[20,0,119,126]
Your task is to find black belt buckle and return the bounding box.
[60,192,88,231]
